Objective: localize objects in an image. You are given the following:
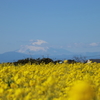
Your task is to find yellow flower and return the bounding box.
[0,62,100,99]
[0,88,4,97]
[14,88,24,97]
[29,80,36,87]
[69,80,95,100]
[7,94,14,100]
[63,60,68,63]
[10,83,18,88]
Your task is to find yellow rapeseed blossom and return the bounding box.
[0,88,4,97]
[69,80,95,100]
[63,60,68,63]
[0,62,99,99]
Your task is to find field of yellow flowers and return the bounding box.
[0,61,100,100]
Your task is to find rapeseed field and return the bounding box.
[0,62,99,100]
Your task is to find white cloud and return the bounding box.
[18,40,48,53]
[89,43,98,46]
[18,45,48,53]
[31,40,47,45]
[25,45,47,51]
[70,42,100,47]
[66,42,99,48]
[72,43,85,47]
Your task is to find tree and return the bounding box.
[73,55,87,63]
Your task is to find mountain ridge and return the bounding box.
[0,48,100,63]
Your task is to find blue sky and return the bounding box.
[0,0,100,54]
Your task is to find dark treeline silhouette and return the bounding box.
[11,58,63,65]
[66,59,76,64]
[3,58,76,65]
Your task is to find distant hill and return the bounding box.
[17,47,73,56]
[0,51,73,63]
[0,49,100,63]
[0,52,30,63]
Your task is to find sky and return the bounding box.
[0,0,100,54]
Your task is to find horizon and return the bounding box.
[0,0,100,54]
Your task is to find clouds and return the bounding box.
[66,42,100,49]
[17,39,100,54]
[30,40,47,45]
[89,43,98,47]
[25,45,46,51]
[63,42,100,52]
[18,40,48,53]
